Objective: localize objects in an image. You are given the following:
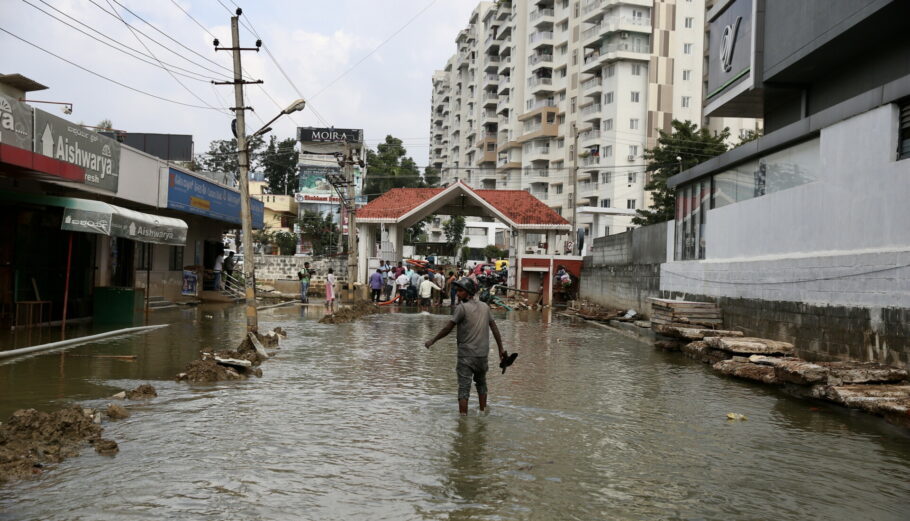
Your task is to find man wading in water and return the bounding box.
[425,278,506,415]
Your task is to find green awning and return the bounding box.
[0,191,187,246]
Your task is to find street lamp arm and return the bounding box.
[250,98,307,138]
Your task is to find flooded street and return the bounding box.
[2,304,909,520]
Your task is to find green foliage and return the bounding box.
[197,135,265,183]
[482,244,507,260]
[423,166,441,188]
[96,119,113,131]
[442,216,466,255]
[405,217,432,244]
[262,136,299,194]
[633,120,729,226]
[298,210,339,256]
[734,129,763,147]
[363,135,429,200]
[271,231,299,256]
[460,245,472,263]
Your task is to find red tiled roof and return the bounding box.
[357,187,444,219]
[474,189,570,226]
[358,182,569,227]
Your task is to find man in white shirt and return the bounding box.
[418,274,442,310]
[395,272,410,303]
[213,251,224,290]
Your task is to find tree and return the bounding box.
[363,135,424,200]
[483,244,507,260]
[405,217,431,244]
[262,136,299,194]
[196,135,265,183]
[96,119,113,131]
[442,215,466,256]
[298,209,339,256]
[632,120,729,226]
[734,129,763,148]
[423,166,441,188]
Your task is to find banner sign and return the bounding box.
[295,193,342,203]
[61,204,188,246]
[167,168,264,228]
[297,127,362,144]
[35,109,121,192]
[182,270,198,296]
[0,94,33,151]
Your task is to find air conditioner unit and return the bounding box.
[627,155,635,161]
[620,32,629,39]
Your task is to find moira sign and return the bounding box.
[297,127,362,144]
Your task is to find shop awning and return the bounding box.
[60,199,187,245]
[0,192,187,245]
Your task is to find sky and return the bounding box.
[1,0,480,168]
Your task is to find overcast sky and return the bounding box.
[1,0,480,168]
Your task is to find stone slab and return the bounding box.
[712,359,779,384]
[705,336,795,356]
[819,362,908,386]
[653,323,743,340]
[823,384,910,428]
[681,341,733,365]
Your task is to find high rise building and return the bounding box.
[429,0,760,245]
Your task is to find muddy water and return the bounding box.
[1,304,909,520]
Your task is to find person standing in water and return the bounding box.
[425,278,506,415]
[325,268,336,315]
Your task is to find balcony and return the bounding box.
[580,103,602,119]
[528,53,554,68]
[523,145,551,162]
[528,31,554,46]
[579,180,600,194]
[581,155,601,168]
[484,73,499,86]
[482,91,499,107]
[527,76,554,94]
[530,8,554,23]
[579,129,601,144]
[524,168,550,180]
[580,76,602,94]
[525,97,556,111]
[582,16,653,46]
[483,110,497,123]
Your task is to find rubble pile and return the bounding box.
[319,301,378,324]
[566,301,625,322]
[654,322,910,428]
[649,298,722,328]
[176,328,284,382]
[0,406,115,484]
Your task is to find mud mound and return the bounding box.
[176,328,280,383]
[105,404,130,420]
[319,301,379,324]
[125,384,157,400]
[0,406,106,484]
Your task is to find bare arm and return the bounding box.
[489,320,505,360]
[425,321,455,348]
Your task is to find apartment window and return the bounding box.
[684,17,694,28]
[627,199,637,209]
[682,69,692,81]
[572,50,578,65]
[604,145,613,157]
[630,118,639,130]
[603,172,612,183]
[169,246,184,271]
[631,91,640,102]
[603,226,611,236]
[605,92,614,104]
[606,64,615,77]
[631,64,642,76]
[626,226,635,232]
[600,198,611,208]
[900,99,910,159]
[681,96,691,108]
[554,183,564,194]
[574,2,579,17]
[683,43,693,54]
[628,172,637,184]
[604,118,613,130]
[571,97,577,113]
[629,145,639,156]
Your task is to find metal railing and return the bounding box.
[223,273,246,300]
[581,77,602,91]
[528,31,554,44]
[580,103,602,116]
[528,54,554,66]
[527,77,553,88]
[530,8,555,22]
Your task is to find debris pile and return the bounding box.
[649,298,722,328]
[319,301,378,324]
[0,406,114,484]
[653,318,910,428]
[176,328,284,382]
[566,301,626,322]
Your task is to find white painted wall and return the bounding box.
[117,146,165,208]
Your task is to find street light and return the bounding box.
[237,97,307,332]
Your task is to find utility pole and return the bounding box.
[570,123,579,255]
[215,10,263,332]
[343,142,358,301]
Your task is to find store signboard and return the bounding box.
[34,109,121,191]
[167,168,264,228]
[297,127,362,144]
[706,0,754,102]
[0,94,33,151]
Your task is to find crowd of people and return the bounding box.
[369,260,469,311]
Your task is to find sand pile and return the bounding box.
[319,301,378,324]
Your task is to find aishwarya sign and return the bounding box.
[167,168,264,228]
[0,94,33,151]
[34,109,121,192]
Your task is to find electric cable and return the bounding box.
[0,26,226,111]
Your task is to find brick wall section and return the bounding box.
[253,255,348,282]
[581,224,668,314]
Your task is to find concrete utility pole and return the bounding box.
[344,142,358,300]
[570,124,579,255]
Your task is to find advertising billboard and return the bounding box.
[0,94,33,151]
[297,165,339,195]
[297,127,362,144]
[34,109,121,192]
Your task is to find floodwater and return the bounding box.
[1,303,909,520]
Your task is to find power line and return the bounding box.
[23,0,224,83]
[311,0,441,100]
[0,26,225,111]
[168,0,219,40]
[104,0,230,115]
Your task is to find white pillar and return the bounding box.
[356,222,372,284]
